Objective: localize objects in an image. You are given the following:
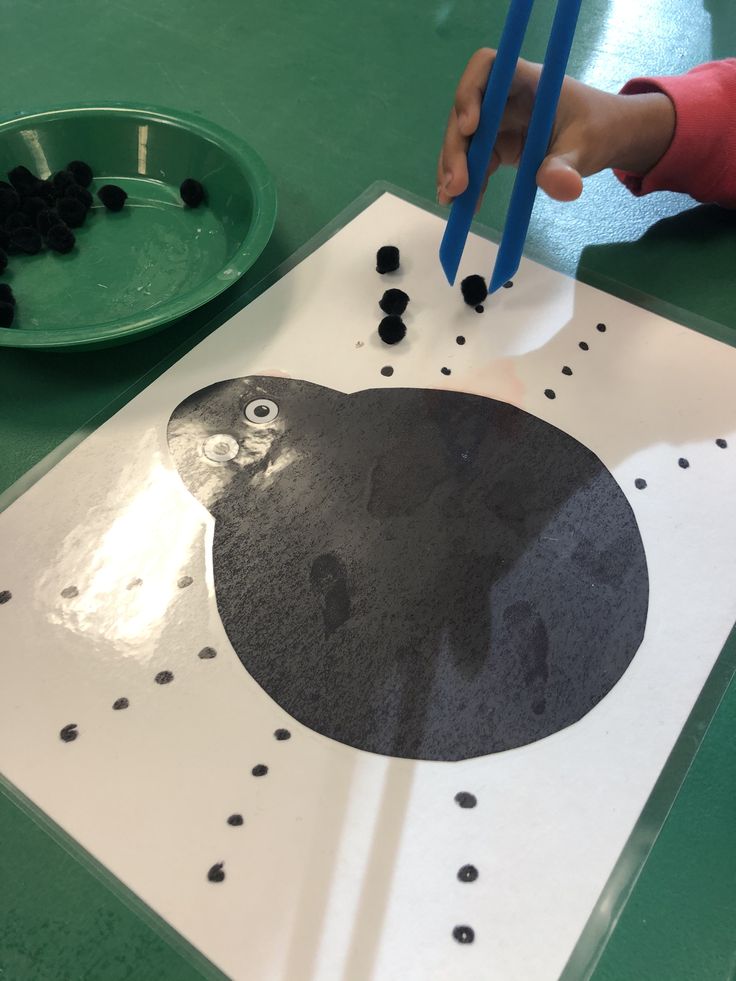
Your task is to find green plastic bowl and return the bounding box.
[0,104,276,349]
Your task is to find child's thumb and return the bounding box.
[536,150,584,202]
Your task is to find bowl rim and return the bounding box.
[0,102,277,349]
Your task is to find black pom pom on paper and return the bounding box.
[180,178,205,208]
[460,274,487,308]
[0,301,15,328]
[37,209,59,236]
[47,224,76,254]
[8,165,37,195]
[0,249,6,275]
[10,226,42,255]
[65,184,94,211]
[378,315,406,345]
[66,160,93,188]
[376,245,400,274]
[57,197,87,228]
[5,212,30,232]
[97,184,128,212]
[0,284,14,306]
[0,187,20,219]
[379,288,409,317]
[59,723,79,743]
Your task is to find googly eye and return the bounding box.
[244,398,279,424]
[203,434,239,463]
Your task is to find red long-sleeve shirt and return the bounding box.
[615,59,736,208]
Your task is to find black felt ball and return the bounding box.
[5,212,30,232]
[65,183,94,210]
[0,187,20,219]
[47,223,76,254]
[180,178,205,208]
[0,283,15,306]
[36,209,59,236]
[0,229,8,252]
[0,301,15,328]
[97,184,127,212]
[66,160,93,188]
[376,245,400,274]
[0,249,6,274]
[52,170,77,193]
[378,315,406,345]
[379,288,409,317]
[38,179,57,203]
[10,226,43,255]
[8,165,37,195]
[57,197,87,228]
[460,274,488,307]
[22,195,46,219]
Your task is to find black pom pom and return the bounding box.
[52,170,77,193]
[22,195,46,219]
[0,249,6,274]
[378,315,406,345]
[5,212,30,232]
[57,197,87,228]
[37,209,59,236]
[97,184,127,212]
[0,229,8,252]
[10,226,42,255]
[460,274,488,307]
[0,283,16,306]
[0,189,20,220]
[376,245,400,274]
[47,223,76,254]
[65,184,93,211]
[66,160,93,188]
[0,301,15,328]
[8,165,38,194]
[38,179,57,203]
[379,288,409,316]
[180,178,205,208]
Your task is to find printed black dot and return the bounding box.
[380,366,394,377]
[441,367,451,376]
[112,697,129,710]
[635,478,647,490]
[198,646,217,659]
[252,764,268,777]
[59,723,78,743]
[126,578,143,592]
[562,366,572,376]
[378,315,406,345]
[596,323,607,332]
[474,304,484,314]
[453,925,475,944]
[207,863,225,883]
[61,586,79,599]
[678,458,690,469]
[376,245,400,274]
[454,792,477,809]
[178,576,193,588]
[456,336,466,345]
[227,814,244,827]
[457,865,479,883]
[579,341,589,351]
[716,438,728,449]
[544,389,556,400]
[503,280,514,289]
[274,728,291,741]
[378,288,409,317]
[155,670,174,685]
[0,590,11,604]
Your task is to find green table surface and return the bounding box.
[1,1,735,978]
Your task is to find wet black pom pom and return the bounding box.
[460,274,488,307]
[0,228,9,252]
[5,211,30,232]
[37,209,59,236]
[0,250,6,275]
[180,178,205,208]
[376,245,400,274]
[65,184,94,211]
[378,315,406,345]
[66,160,93,188]
[8,165,37,194]
[0,283,16,306]
[57,197,86,228]
[22,195,46,219]
[52,170,77,193]
[97,184,127,212]
[47,223,76,254]
[10,226,43,255]
[0,187,20,219]
[0,301,15,328]
[379,288,409,316]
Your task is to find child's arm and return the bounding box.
[438,51,736,209]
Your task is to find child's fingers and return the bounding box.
[438,108,470,203]
[453,48,497,137]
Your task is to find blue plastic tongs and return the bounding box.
[439,0,583,293]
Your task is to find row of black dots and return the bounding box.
[545,322,605,401]
[452,791,478,945]
[635,438,728,490]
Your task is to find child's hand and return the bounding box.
[437,48,675,206]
